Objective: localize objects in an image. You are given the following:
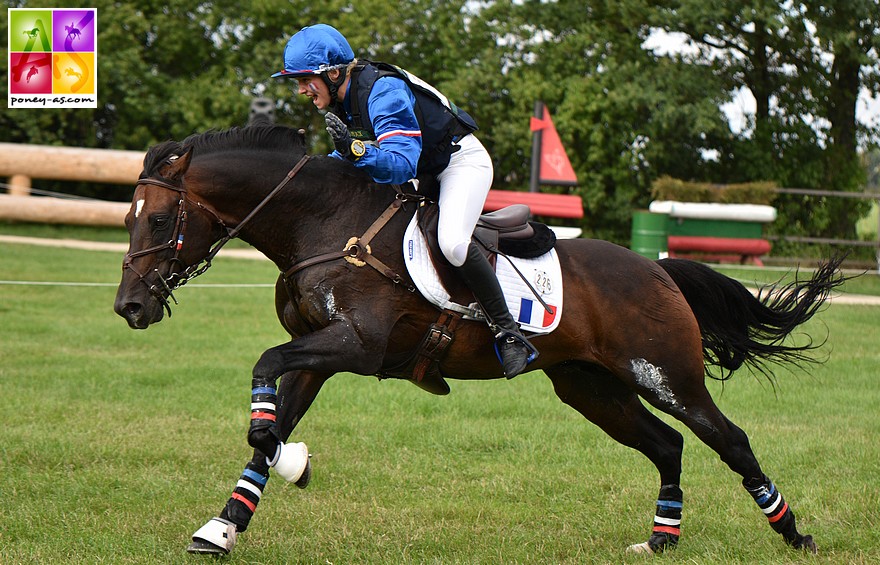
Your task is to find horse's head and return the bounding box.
[116,125,318,329]
[114,144,225,329]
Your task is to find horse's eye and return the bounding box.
[151,215,170,230]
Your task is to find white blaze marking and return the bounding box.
[631,358,679,407]
[135,199,145,218]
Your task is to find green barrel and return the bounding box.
[667,217,763,239]
[631,211,668,259]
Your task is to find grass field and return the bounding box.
[1,234,879,564]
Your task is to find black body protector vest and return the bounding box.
[345,60,479,177]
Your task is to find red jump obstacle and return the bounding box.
[667,236,772,266]
[484,190,584,219]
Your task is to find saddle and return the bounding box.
[381,200,556,395]
[417,202,556,306]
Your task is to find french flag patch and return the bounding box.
[517,298,557,328]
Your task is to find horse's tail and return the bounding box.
[657,255,848,380]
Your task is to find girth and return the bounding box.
[377,309,462,395]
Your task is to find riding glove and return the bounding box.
[325,112,364,161]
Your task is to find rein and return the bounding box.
[124,154,311,315]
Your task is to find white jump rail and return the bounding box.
[649,200,777,223]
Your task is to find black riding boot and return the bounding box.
[454,242,538,378]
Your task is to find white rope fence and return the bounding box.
[0,280,275,288]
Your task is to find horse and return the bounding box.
[114,124,843,556]
[65,23,81,41]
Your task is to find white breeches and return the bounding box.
[435,134,494,267]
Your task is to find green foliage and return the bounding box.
[651,176,778,205]
[2,0,879,246]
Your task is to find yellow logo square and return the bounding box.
[52,51,95,94]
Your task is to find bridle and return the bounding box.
[123,154,311,316]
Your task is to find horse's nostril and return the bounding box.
[120,302,141,317]
[118,302,149,328]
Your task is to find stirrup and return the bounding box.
[493,330,539,363]
[492,330,539,370]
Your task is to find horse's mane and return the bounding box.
[141,125,307,178]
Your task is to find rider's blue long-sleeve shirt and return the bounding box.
[330,76,422,185]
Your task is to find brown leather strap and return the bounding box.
[284,196,414,292]
[135,178,185,192]
[411,309,462,382]
[228,155,311,240]
[283,250,350,278]
[361,253,412,289]
[360,198,402,246]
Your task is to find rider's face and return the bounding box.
[296,76,332,110]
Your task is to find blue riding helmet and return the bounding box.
[271,24,355,79]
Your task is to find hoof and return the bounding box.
[269,441,310,483]
[186,538,228,555]
[295,458,312,489]
[627,531,678,555]
[625,542,654,555]
[793,534,818,555]
[188,517,237,555]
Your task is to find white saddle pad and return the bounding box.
[403,214,563,334]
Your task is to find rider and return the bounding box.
[272,24,537,378]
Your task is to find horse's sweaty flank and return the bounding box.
[631,358,680,408]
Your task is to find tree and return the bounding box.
[464,0,734,241]
[654,0,879,242]
[3,0,879,248]
[802,1,879,239]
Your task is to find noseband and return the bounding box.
[123,154,311,316]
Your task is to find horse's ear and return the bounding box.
[158,148,193,180]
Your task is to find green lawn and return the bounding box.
[857,200,878,241]
[712,263,880,297]
[1,236,879,564]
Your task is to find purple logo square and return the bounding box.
[52,9,95,52]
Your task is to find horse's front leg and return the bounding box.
[187,369,330,555]
[245,319,384,470]
[187,321,385,555]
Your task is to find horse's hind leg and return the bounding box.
[187,369,329,555]
[632,365,817,553]
[545,362,685,554]
[692,408,816,552]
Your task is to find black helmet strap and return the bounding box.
[320,67,348,106]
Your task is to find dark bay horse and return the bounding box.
[114,125,843,556]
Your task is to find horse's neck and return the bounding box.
[198,155,393,270]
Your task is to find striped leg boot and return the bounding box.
[187,462,269,554]
[627,484,682,554]
[743,475,817,553]
[224,462,269,528]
